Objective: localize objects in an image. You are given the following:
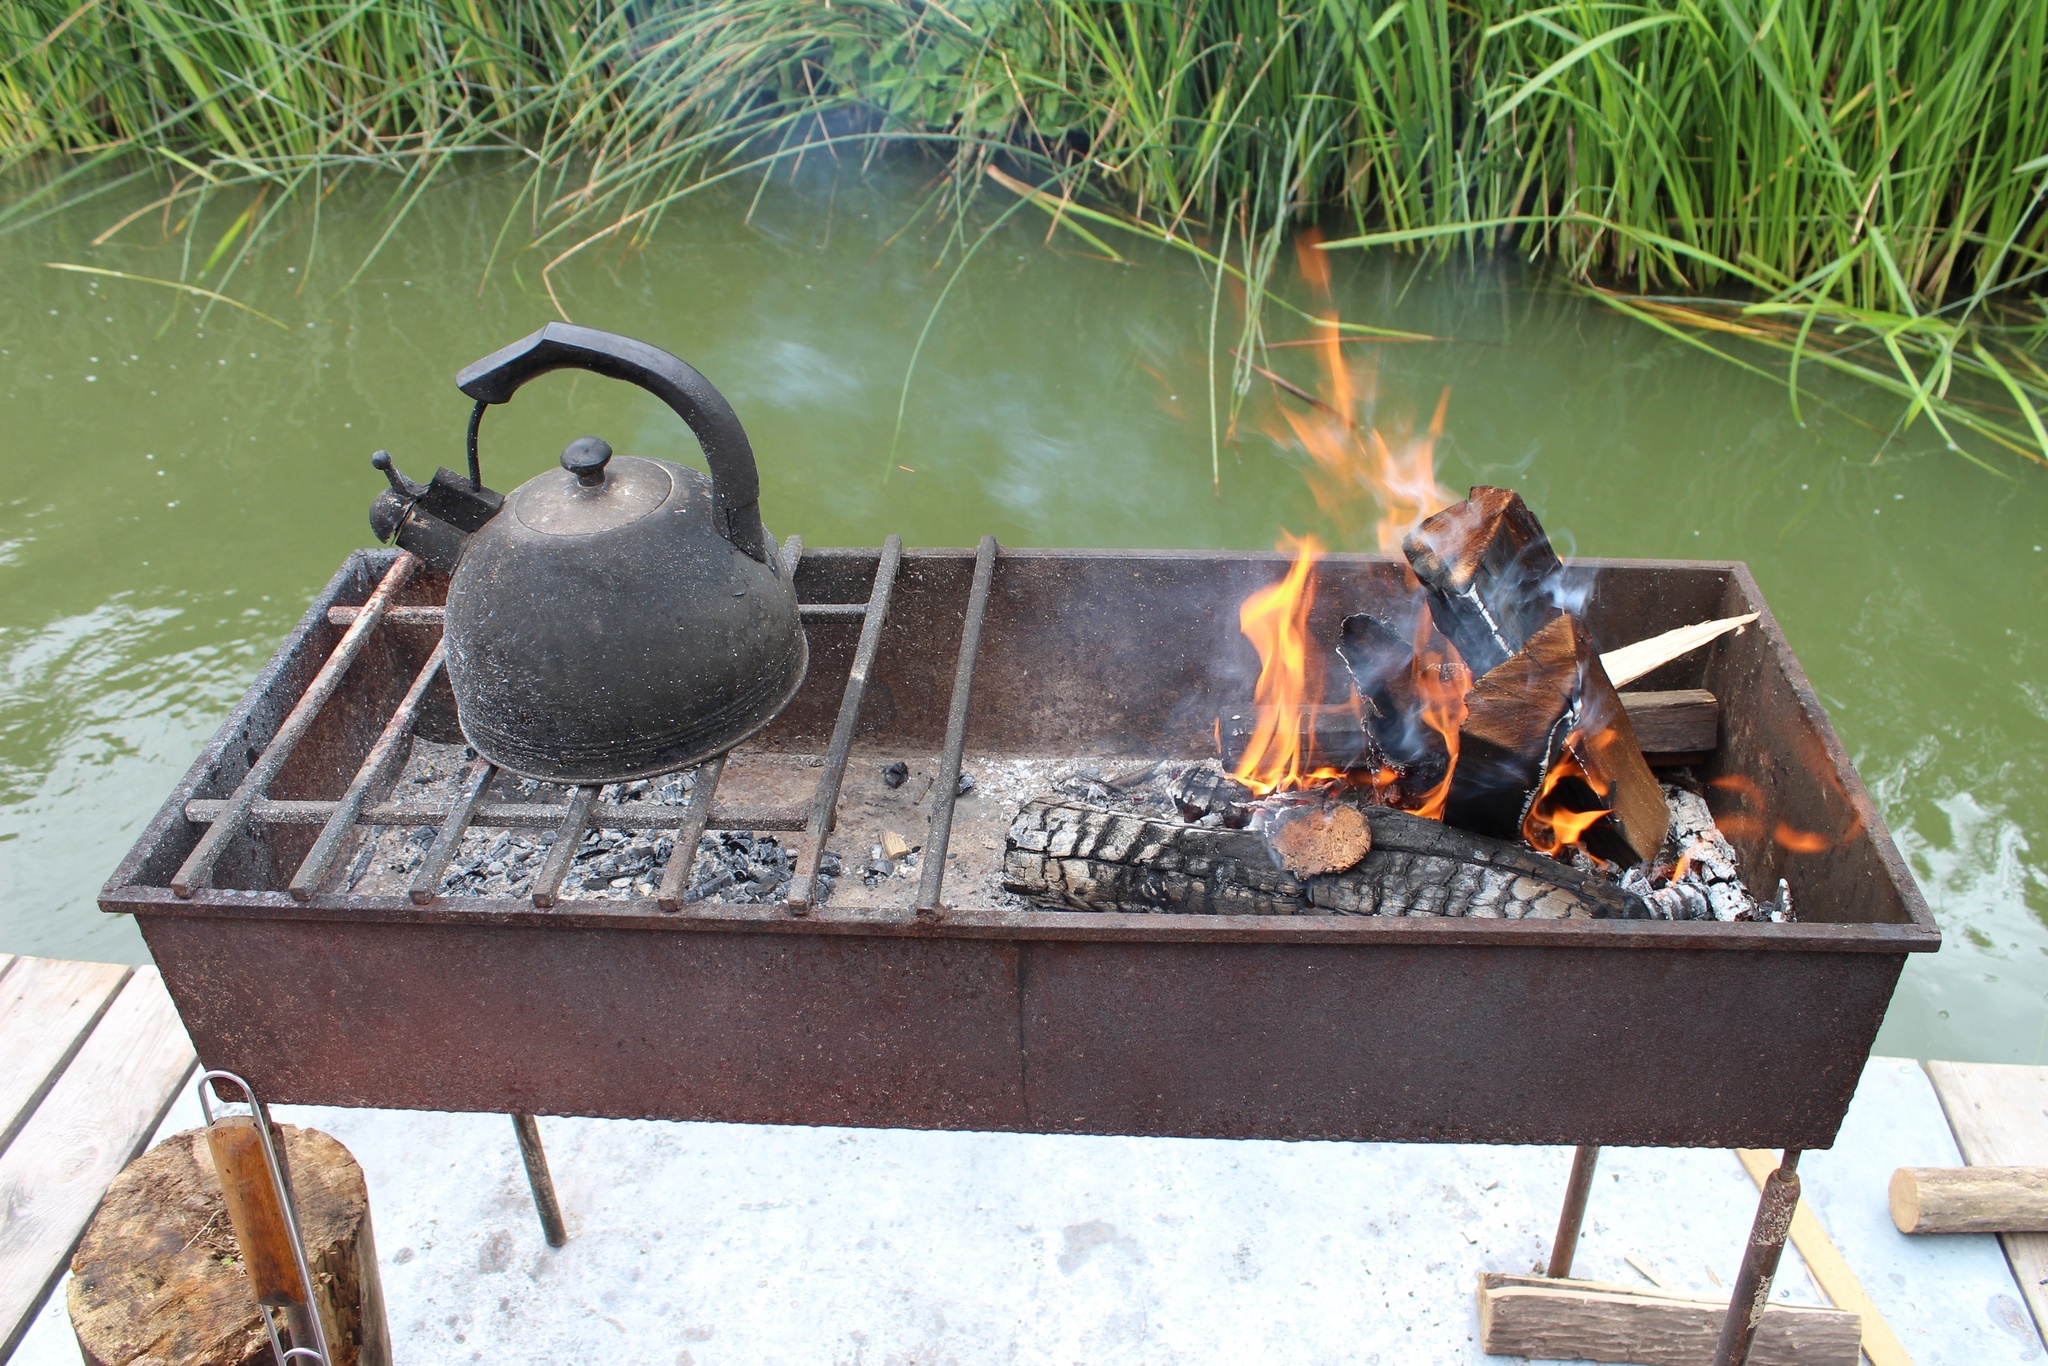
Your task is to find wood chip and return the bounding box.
[1600,614,1759,688]
[881,830,912,861]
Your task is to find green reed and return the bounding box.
[4,0,2045,466]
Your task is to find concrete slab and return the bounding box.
[11,1058,2040,1365]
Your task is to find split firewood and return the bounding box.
[68,1126,390,1366]
[1217,691,1718,771]
[1004,797,1647,918]
[1450,613,1669,865]
[1402,486,1565,675]
[1890,1166,2048,1234]
[1600,613,1759,688]
[1476,1272,1860,1366]
[1260,801,1372,877]
[1335,612,1457,781]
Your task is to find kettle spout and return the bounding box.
[368,450,505,575]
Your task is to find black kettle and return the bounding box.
[369,323,807,784]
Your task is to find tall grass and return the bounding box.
[4,0,2045,465]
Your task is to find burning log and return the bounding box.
[1451,612,1669,865]
[1216,691,1719,771]
[1004,797,1647,919]
[1402,486,1565,675]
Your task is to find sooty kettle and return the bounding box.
[368,323,806,783]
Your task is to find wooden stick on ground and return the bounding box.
[1476,1271,1860,1365]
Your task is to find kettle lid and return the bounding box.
[509,437,680,538]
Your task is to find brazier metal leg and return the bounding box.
[511,1112,568,1248]
[1711,1149,1801,1366]
[1546,1144,1601,1278]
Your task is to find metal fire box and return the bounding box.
[103,545,1938,1150]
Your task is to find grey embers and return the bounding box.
[1618,786,1791,923]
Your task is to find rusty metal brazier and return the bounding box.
[369,323,805,783]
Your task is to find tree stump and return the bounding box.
[68,1125,390,1366]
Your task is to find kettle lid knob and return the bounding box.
[561,436,613,487]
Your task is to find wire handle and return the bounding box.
[198,1071,334,1366]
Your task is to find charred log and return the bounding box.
[1217,691,1717,771]
[1004,797,1648,919]
[1402,486,1566,674]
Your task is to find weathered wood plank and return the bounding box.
[0,956,132,1156]
[1475,1271,1860,1365]
[1735,1148,1913,1366]
[0,968,196,1360]
[1926,1060,2048,1346]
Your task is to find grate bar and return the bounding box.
[289,641,445,902]
[327,602,870,627]
[915,536,998,919]
[655,755,727,912]
[409,760,496,904]
[184,795,804,833]
[173,553,417,897]
[530,786,598,909]
[786,535,902,913]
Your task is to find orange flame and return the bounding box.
[1522,738,1612,857]
[1404,612,1469,820]
[1232,534,1350,794]
[1274,233,1456,553]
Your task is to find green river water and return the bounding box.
[2,167,2043,1063]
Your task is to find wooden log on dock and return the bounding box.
[1476,1272,1861,1366]
[68,1125,390,1366]
[1890,1165,2048,1234]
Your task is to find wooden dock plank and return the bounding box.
[0,967,195,1361]
[0,956,132,1156]
[1926,1061,2048,1346]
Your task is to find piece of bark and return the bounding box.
[1476,1272,1860,1366]
[1402,486,1565,675]
[1890,1166,2048,1234]
[1450,613,1669,865]
[68,1126,390,1366]
[1166,763,1253,821]
[1004,798,1647,918]
[1261,802,1372,877]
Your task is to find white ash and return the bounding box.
[1618,786,1791,923]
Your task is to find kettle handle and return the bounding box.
[456,323,769,562]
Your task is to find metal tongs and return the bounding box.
[198,1070,335,1366]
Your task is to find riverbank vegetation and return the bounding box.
[4,0,2045,466]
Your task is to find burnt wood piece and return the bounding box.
[1336,613,1457,780]
[1004,798,1647,919]
[1166,764,1253,821]
[1450,614,1669,865]
[1218,691,1717,770]
[1403,487,1565,675]
[68,1126,389,1366]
